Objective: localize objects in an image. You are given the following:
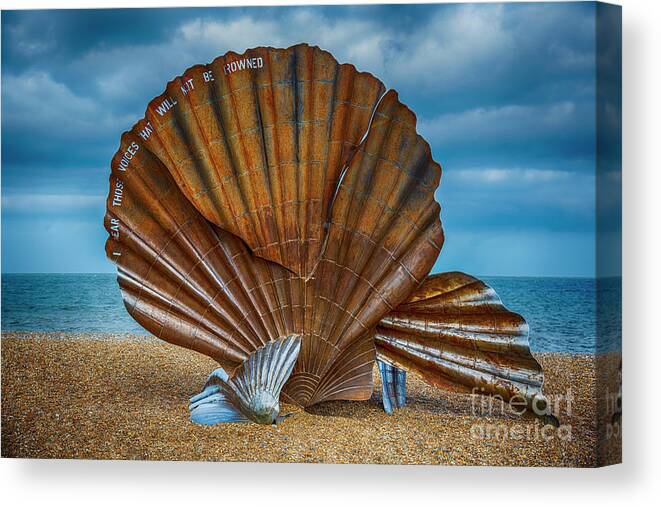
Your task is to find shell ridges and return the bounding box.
[189,336,301,425]
[375,272,545,407]
[105,44,444,408]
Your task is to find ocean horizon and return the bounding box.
[0,273,621,354]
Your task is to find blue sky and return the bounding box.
[1,3,612,276]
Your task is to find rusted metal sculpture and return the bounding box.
[376,272,542,408]
[105,44,550,425]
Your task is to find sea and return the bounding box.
[0,273,621,354]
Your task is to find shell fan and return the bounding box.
[375,272,545,409]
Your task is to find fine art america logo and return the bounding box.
[470,388,573,443]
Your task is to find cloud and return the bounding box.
[4,21,56,56]
[2,71,130,132]
[3,6,493,170]
[1,71,134,168]
[177,10,387,65]
[75,9,390,109]
[383,5,515,92]
[1,193,104,213]
[420,101,586,144]
[20,2,594,119]
[419,99,595,170]
[166,5,518,97]
[548,41,594,70]
[438,166,595,235]
[2,3,597,171]
[0,3,606,275]
[453,168,573,184]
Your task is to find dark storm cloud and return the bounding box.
[1,3,611,275]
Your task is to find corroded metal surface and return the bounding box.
[134,44,385,279]
[375,272,545,408]
[105,44,442,408]
[105,44,549,421]
[190,335,301,425]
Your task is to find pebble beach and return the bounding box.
[1,333,621,466]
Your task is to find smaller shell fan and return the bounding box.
[375,272,548,411]
[189,335,301,425]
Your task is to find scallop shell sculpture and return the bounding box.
[105,44,551,425]
[189,335,301,425]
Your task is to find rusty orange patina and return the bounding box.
[104,44,547,414]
